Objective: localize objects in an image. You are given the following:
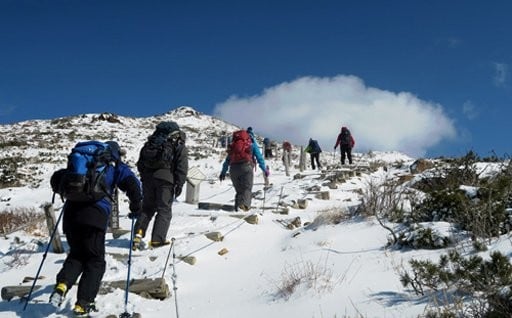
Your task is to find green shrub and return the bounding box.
[400,250,512,317]
[412,189,470,224]
[393,224,452,249]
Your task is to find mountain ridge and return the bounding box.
[0,105,414,210]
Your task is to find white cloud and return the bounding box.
[493,62,508,87]
[462,100,479,120]
[213,75,457,157]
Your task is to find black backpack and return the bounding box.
[139,122,181,170]
[52,141,114,202]
[340,130,352,146]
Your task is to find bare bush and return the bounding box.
[270,254,343,301]
[0,207,45,236]
[3,248,30,268]
[305,207,350,231]
[359,175,413,244]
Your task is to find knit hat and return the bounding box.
[155,121,180,135]
[106,141,121,160]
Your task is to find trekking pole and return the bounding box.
[120,218,135,318]
[170,238,180,318]
[23,205,65,311]
[262,185,266,212]
[161,237,175,279]
[162,238,180,317]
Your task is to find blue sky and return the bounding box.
[1,0,510,158]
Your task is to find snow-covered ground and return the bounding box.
[0,108,510,318]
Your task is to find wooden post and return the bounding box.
[99,277,170,300]
[2,278,170,301]
[283,149,291,177]
[299,146,306,172]
[1,285,41,301]
[275,186,284,213]
[109,187,120,232]
[43,204,64,254]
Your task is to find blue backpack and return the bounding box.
[57,141,114,202]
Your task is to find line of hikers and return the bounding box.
[306,126,356,169]
[252,125,357,172]
[49,121,188,317]
[219,125,356,212]
[46,121,355,317]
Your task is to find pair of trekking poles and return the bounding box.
[22,207,140,318]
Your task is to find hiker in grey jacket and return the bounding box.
[133,121,188,250]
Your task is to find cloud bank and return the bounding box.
[213,75,457,157]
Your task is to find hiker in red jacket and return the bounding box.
[334,126,355,165]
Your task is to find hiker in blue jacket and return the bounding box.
[220,127,268,211]
[49,141,142,317]
[306,138,322,170]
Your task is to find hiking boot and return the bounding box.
[49,282,67,307]
[149,240,171,249]
[132,229,144,251]
[238,204,250,212]
[73,302,98,317]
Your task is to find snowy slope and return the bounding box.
[0,107,508,318]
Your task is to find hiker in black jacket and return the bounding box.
[49,141,142,317]
[133,121,189,250]
[334,126,355,165]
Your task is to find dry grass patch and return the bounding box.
[0,207,46,236]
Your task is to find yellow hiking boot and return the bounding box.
[49,282,67,307]
[132,229,144,251]
[149,240,171,249]
[72,302,97,317]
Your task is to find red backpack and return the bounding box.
[228,130,253,164]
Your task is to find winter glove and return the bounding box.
[50,168,66,194]
[174,185,183,198]
[264,166,270,178]
[128,211,140,220]
[219,173,226,181]
[128,201,142,219]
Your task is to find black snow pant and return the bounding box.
[340,146,353,165]
[56,224,106,306]
[229,162,254,210]
[310,153,321,170]
[135,177,174,244]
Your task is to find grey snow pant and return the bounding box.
[134,177,175,244]
[229,162,254,210]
